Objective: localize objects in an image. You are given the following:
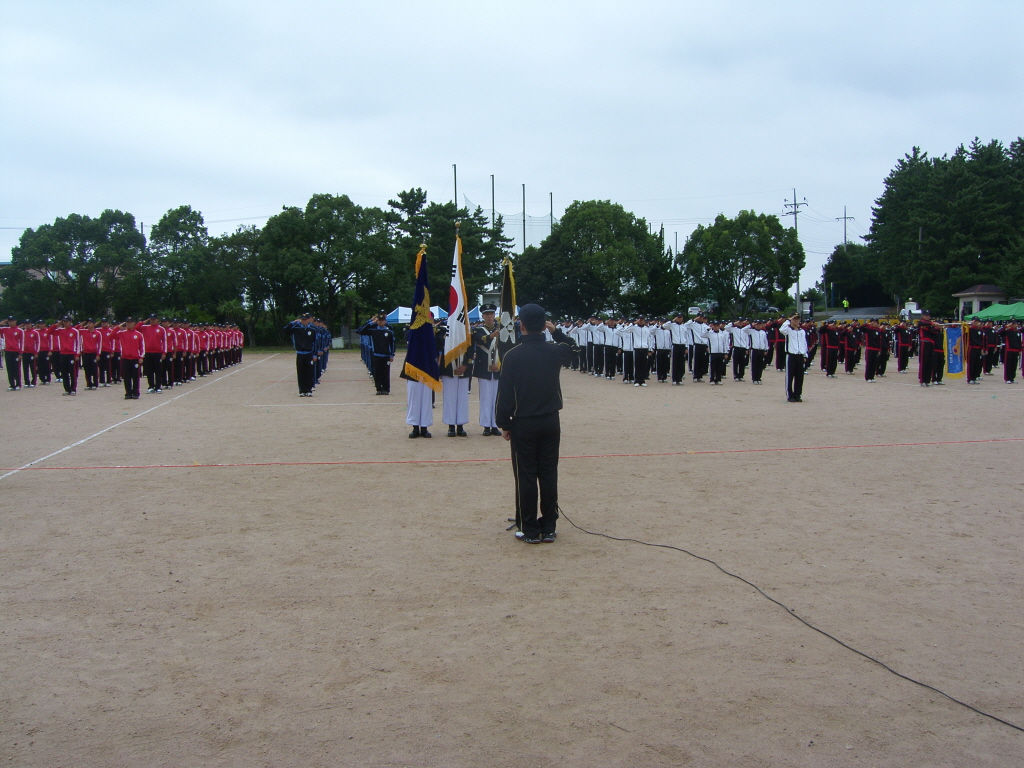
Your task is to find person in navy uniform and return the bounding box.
[283,313,318,396]
[357,311,396,395]
[471,303,502,434]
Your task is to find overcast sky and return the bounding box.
[3,1,1022,292]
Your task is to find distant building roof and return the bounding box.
[952,284,1004,297]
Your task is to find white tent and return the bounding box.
[385,306,448,324]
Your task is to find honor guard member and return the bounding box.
[726,319,750,381]
[745,320,769,384]
[471,304,503,435]
[495,304,578,544]
[115,318,146,399]
[2,318,25,390]
[779,314,808,402]
[438,322,473,437]
[357,311,396,395]
[283,313,318,396]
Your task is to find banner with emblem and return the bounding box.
[443,225,471,367]
[944,324,965,379]
[497,255,517,367]
[401,244,442,392]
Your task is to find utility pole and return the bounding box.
[452,164,457,207]
[549,192,553,235]
[522,184,526,254]
[490,175,495,229]
[675,231,678,256]
[784,188,807,316]
[835,206,855,312]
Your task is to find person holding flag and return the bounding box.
[441,223,473,437]
[401,244,442,438]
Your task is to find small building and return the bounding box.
[952,284,1006,319]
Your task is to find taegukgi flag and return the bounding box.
[443,226,471,367]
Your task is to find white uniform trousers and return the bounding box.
[405,380,434,427]
[441,376,470,425]
[477,377,499,428]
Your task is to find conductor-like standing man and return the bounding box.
[495,304,578,544]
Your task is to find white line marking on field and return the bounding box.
[0,355,278,482]
[243,369,294,405]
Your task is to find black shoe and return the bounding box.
[124,394,133,400]
[447,425,456,437]
[787,396,798,402]
[409,426,421,438]
[541,531,557,543]
[456,426,468,437]
[482,428,491,436]
[421,429,432,438]
[515,531,541,544]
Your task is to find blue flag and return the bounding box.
[401,245,442,392]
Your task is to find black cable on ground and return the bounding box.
[557,507,1024,735]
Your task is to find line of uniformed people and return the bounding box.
[0,315,244,399]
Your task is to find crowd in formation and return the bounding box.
[1,316,244,400]
[559,311,1021,388]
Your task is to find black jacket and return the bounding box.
[495,328,577,429]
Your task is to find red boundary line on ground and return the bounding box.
[2,437,1020,472]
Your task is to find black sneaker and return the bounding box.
[541,531,557,543]
[456,426,468,437]
[515,531,541,544]
[447,425,456,437]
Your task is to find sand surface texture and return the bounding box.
[2,352,1022,767]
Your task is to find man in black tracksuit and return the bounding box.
[357,312,396,395]
[495,304,578,544]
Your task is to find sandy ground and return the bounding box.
[1,350,1022,767]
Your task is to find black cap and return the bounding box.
[301,312,312,318]
[921,309,931,315]
[481,303,497,312]
[519,303,546,333]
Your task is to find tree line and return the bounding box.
[0,189,512,345]
[823,137,1024,314]
[5,136,1017,342]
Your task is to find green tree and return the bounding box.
[679,210,804,315]
[515,200,664,318]
[148,205,211,313]
[821,242,889,308]
[1,210,147,319]
[867,138,1024,312]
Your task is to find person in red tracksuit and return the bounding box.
[115,318,146,399]
[894,322,914,373]
[862,319,882,382]
[80,320,102,390]
[99,319,116,387]
[36,321,54,384]
[138,316,168,393]
[51,317,83,395]
[22,321,40,387]
[2,317,25,390]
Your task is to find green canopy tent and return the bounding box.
[964,302,1024,321]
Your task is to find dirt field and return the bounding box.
[2,350,1022,767]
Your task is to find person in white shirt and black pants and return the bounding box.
[779,315,808,402]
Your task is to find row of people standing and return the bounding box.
[0,316,243,398]
[282,314,333,396]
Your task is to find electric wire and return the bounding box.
[557,507,1024,735]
